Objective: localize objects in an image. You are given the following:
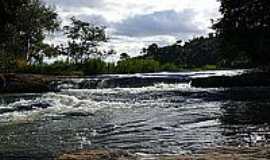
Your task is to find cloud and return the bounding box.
[43,0,221,56]
[43,0,104,8]
[77,14,110,26]
[113,10,204,37]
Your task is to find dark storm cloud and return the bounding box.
[114,9,204,37]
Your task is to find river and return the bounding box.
[0,70,270,159]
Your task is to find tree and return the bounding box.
[183,36,220,67]
[147,43,159,56]
[0,0,59,58]
[213,0,270,66]
[63,17,108,64]
[0,0,59,70]
[120,53,130,60]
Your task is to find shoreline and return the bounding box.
[57,146,270,160]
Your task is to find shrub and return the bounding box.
[81,59,108,75]
[116,59,160,73]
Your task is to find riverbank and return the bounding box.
[0,73,54,93]
[57,146,270,160]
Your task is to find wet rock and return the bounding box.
[57,149,136,160]
[0,102,51,114]
[196,146,270,160]
[13,103,51,112]
[14,104,33,111]
[78,76,189,89]
[51,80,80,91]
[57,146,270,160]
[0,74,54,93]
[31,102,51,109]
[79,80,103,89]
[0,108,16,114]
[191,72,270,88]
[62,112,94,117]
[152,126,168,131]
[144,146,270,160]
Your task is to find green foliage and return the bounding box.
[81,59,109,75]
[161,63,181,72]
[214,0,270,66]
[17,59,116,76]
[184,36,220,67]
[21,61,82,76]
[192,65,217,71]
[146,43,159,56]
[116,59,160,74]
[141,35,220,68]
[15,56,213,75]
[120,53,130,60]
[0,0,59,71]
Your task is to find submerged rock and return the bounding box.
[62,112,94,117]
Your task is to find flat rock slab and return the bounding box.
[57,147,270,160]
[57,150,136,160]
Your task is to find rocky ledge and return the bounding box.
[0,74,54,93]
[191,71,270,88]
[57,149,135,160]
[57,146,270,160]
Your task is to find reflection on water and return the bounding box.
[0,71,269,159]
[220,100,270,147]
[221,101,270,125]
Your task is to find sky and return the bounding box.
[43,0,221,59]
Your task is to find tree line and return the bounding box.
[139,34,221,69]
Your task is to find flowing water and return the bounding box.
[1,70,270,159]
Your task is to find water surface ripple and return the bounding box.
[0,70,270,159]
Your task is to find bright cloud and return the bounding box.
[43,0,221,57]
